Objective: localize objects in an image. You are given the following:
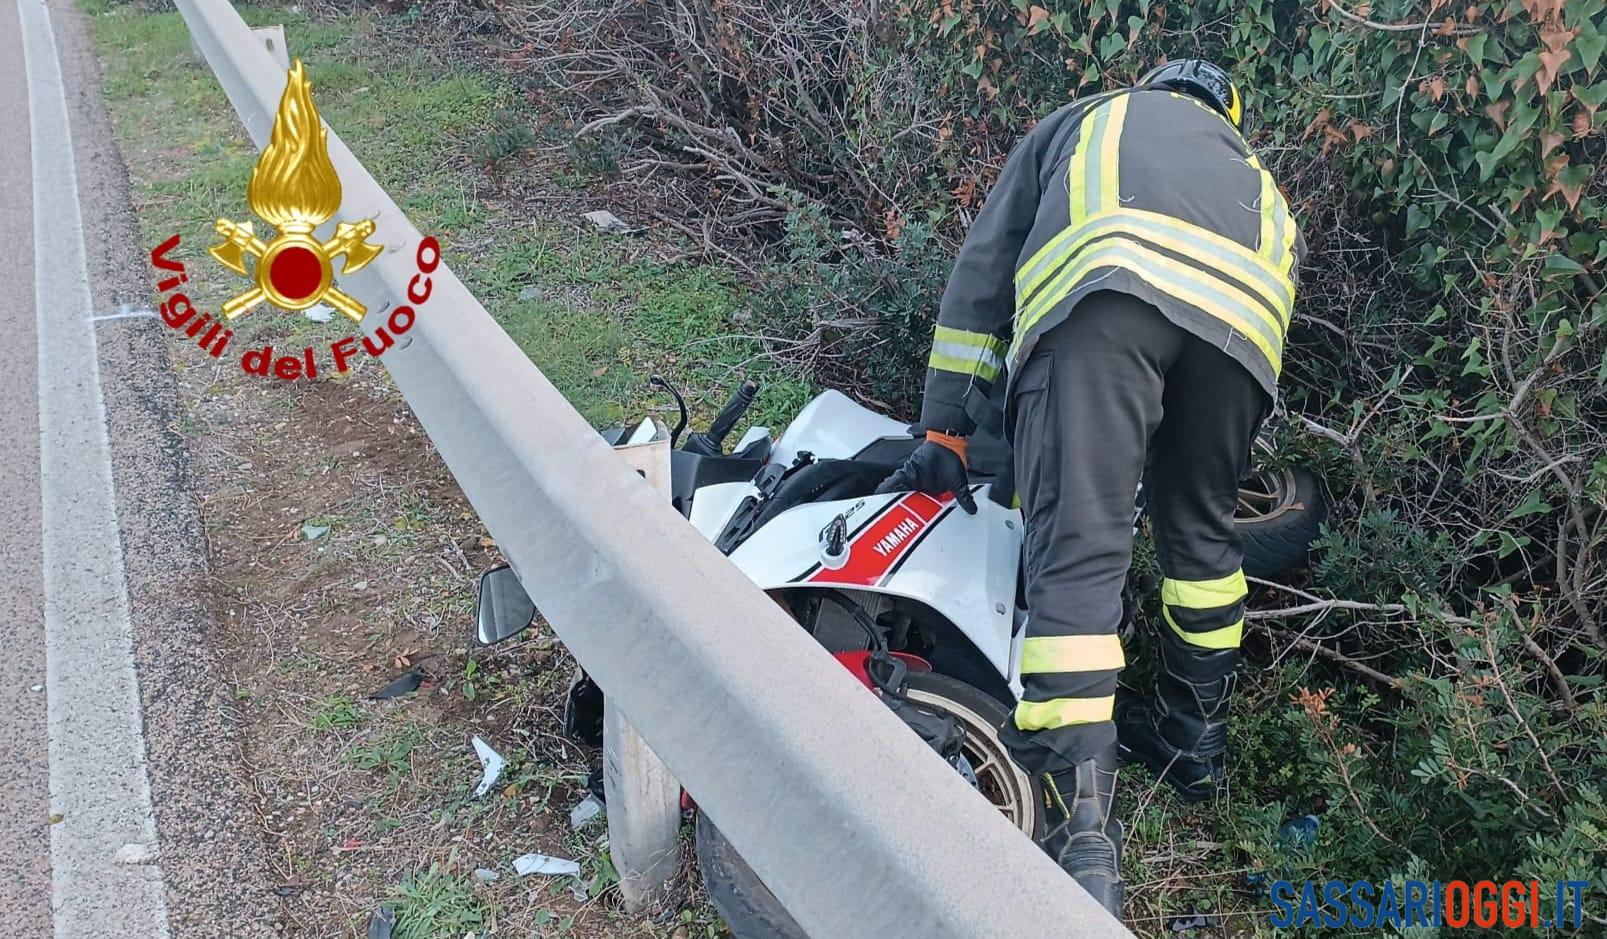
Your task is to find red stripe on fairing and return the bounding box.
[806,491,952,586]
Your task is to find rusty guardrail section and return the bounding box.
[175,2,1135,935]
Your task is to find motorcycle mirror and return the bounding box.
[475,565,537,646]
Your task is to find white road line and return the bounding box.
[18,0,172,936]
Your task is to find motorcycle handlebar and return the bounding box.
[683,379,759,456]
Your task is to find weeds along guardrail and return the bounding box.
[172,0,1133,935]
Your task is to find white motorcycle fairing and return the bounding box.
[727,490,1023,683]
[684,389,1027,691]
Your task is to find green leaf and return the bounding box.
[1507,491,1554,519]
[1497,531,1531,559]
[1476,104,1540,180]
[1462,32,1490,69]
[1542,254,1586,277]
[1575,83,1607,109]
[1575,25,1606,76]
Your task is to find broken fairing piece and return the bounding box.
[568,794,604,830]
[370,666,425,700]
[367,905,396,939]
[581,210,641,235]
[471,736,506,797]
[513,852,582,878]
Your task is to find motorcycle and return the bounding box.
[474,378,1326,938]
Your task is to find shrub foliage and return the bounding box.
[480,0,1607,927]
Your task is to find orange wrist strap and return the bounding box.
[927,430,968,467]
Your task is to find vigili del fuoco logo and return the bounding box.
[148,59,441,380]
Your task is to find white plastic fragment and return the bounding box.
[568,794,604,830]
[470,736,506,797]
[581,210,640,235]
[473,867,499,884]
[304,303,335,323]
[513,853,581,878]
[114,842,158,864]
[301,523,330,541]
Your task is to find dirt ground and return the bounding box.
[191,367,657,936]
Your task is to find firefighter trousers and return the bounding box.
[999,290,1270,775]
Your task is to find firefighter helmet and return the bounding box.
[1139,59,1243,130]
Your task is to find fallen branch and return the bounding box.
[1323,1,1483,34]
[1257,623,1404,690]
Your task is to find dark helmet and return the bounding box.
[1138,59,1243,130]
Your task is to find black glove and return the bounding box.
[874,438,978,515]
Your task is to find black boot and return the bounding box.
[1039,745,1123,918]
[1116,640,1238,802]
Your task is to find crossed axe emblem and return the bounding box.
[209,218,382,322]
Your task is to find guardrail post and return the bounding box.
[604,424,682,910]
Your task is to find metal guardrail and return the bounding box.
[175,2,1135,935]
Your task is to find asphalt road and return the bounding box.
[0,0,277,935]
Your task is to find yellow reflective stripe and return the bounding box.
[1014,695,1116,730]
[1015,210,1294,321]
[1258,169,1277,261]
[929,325,1005,381]
[1012,239,1284,372]
[1161,571,1248,610]
[1096,94,1129,214]
[1019,634,1125,674]
[933,325,1005,356]
[1163,608,1244,650]
[1277,194,1298,277]
[1065,105,1103,222]
[1017,234,1284,346]
[928,350,1001,383]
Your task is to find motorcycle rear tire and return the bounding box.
[695,672,1040,939]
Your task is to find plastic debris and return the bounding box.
[473,867,500,884]
[304,303,335,323]
[114,843,157,865]
[367,905,396,939]
[514,852,581,878]
[1169,912,1214,934]
[471,736,506,797]
[1278,814,1321,851]
[301,523,330,541]
[518,285,543,301]
[370,667,425,700]
[581,210,641,235]
[1247,814,1321,889]
[568,794,604,830]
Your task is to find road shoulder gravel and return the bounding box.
[47,0,279,933]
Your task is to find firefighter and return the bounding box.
[876,60,1304,916]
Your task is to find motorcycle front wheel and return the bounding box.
[695,672,1043,939]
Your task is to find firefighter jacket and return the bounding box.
[917,87,1306,436]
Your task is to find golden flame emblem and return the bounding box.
[210,60,381,322]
